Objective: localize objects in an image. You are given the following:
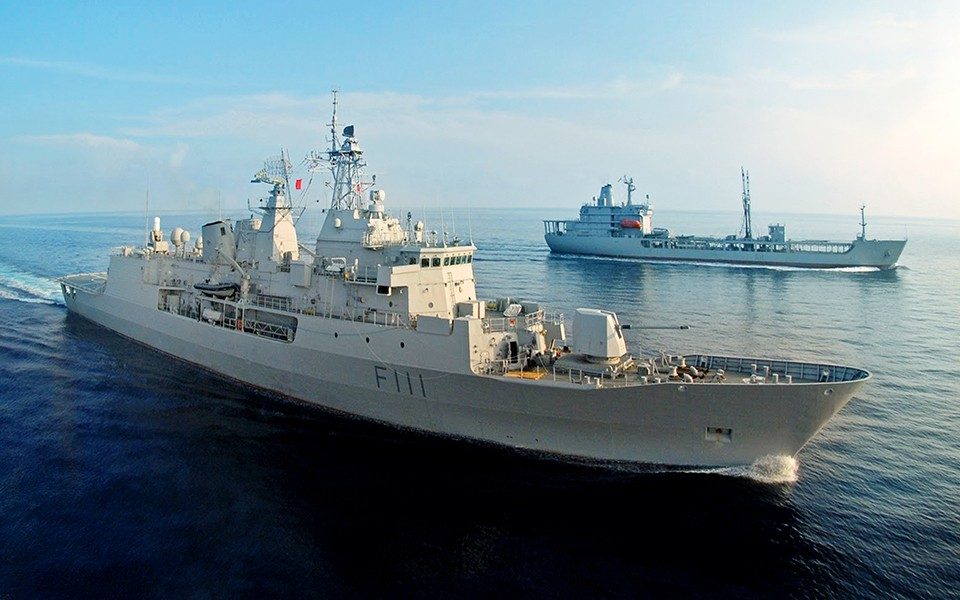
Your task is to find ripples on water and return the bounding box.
[0,209,958,597]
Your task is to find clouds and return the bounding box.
[0,56,197,85]
[1,4,957,221]
[16,132,142,151]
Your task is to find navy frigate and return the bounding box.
[59,96,870,468]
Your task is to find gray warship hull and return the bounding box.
[61,272,866,468]
[545,233,906,269]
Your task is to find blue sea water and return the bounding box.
[0,207,958,598]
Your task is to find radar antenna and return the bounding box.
[741,167,753,240]
[252,151,293,190]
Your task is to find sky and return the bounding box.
[0,1,957,219]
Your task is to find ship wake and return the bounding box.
[683,455,799,484]
[0,263,63,305]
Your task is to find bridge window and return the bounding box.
[421,258,429,267]
[432,257,441,267]
[443,257,450,266]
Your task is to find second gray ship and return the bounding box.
[544,171,906,269]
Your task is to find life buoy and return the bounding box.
[508,318,516,326]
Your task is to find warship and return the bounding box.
[544,172,906,269]
[59,97,870,468]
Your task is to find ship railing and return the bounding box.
[687,354,868,383]
[479,353,531,375]
[543,220,569,234]
[785,241,854,254]
[311,301,410,329]
[59,272,108,295]
[252,293,293,312]
[547,366,634,388]
[483,308,550,333]
[230,316,295,342]
[189,297,298,342]
[483,359,637,388]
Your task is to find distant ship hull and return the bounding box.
[61,274,866,468]
[545,233,906,269]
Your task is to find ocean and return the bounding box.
[0,207,958,598]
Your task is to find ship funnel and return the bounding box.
[598,184,614,207]
[573,308,628,364]
[201,220,236,264]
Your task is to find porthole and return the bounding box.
[334,332,339,338]
[389,301,393,307]
[400,342,405,348]
[428,302,434,308]
[365,337,370,343]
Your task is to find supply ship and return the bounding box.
[544,173,906,269]
[59,97,870,468]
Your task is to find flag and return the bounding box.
[295,179,302,190]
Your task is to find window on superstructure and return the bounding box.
[466,255,472,263]
[421,258,429,267]
[432,258,441,267]
[443,257,450,266]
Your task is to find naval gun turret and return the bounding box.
[551,308,635,377]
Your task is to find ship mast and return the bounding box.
[307,90,372,211]
[859,204,867,240]
[620,175,635,206]
[741,167,753,240]
[251,152,293,207]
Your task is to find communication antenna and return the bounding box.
[619,175,636,205]
[741,167,753,240]
[305,90,370,210]
[143,187,150,248]
[859,204,867,240]
[467,200,474,245]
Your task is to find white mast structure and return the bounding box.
[307,90,374,211]
[250,152,299,264]
[620,175,636,206]
[741,167,753,240]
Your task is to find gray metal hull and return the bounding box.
[62,285,866,468]
[545,234,906,269]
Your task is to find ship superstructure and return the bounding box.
[59,97,871,468]
[544,172,906,269]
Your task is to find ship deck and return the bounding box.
[498,353,870,389]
